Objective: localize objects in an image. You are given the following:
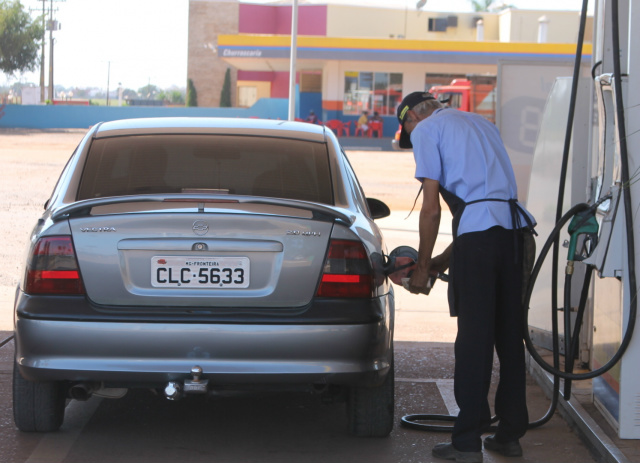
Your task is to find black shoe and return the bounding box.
[432,442,483,463]
[483,435,523,457]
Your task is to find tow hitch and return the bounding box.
[164,366,209,400]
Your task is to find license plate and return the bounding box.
[151,256,250,288]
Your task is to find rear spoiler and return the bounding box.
[51,194,354,226]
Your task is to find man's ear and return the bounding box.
[409,109,424,122]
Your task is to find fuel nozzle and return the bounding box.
[384,246,448,295]
[567,208,599,262]
[384,246,418,281]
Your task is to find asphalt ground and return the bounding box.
[0,129,600,462]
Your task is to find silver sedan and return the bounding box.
[13,117,395,437]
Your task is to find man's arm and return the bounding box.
[408,178,441,293]
[430,243,452,274]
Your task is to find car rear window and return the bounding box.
[77,134,333,204]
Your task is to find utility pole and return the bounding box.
[29,1,47,102]
[106,61,110,106]
[287,0,299,121]
[48,0,54,102]
[45,0,64,103]
[40,0,45,102]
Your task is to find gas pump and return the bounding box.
[392,0,640,441]
[526,0,640,439]
[578,0,640,438]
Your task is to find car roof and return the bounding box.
[93,117,327,143]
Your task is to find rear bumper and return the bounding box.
[14,295,393,388]
[15,292,388,325]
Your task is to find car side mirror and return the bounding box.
[366,197,391,220]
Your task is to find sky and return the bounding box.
[4,0,590,92]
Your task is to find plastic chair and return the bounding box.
[355,124,367,137]
[342,121,351,136]
[324,119,342,136]
[368,120,383,138]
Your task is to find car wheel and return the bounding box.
[347,355,394,437]
[13,360,66,432]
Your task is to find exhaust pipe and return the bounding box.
[69,382,100,401]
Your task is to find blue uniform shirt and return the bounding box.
[412,108,535,237]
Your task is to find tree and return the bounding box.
[469,1,513,12]
[0,0,43,75]
[138,83,159,100]
[186,78,197,107]
[220,68,231,108]
[157,89,185,105]
[122,88,138,100]
[169,90,185,105]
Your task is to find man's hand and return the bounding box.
[408,265,432,294]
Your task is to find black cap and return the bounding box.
[396,92,436,149]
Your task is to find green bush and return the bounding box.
[186,78,197,107]
[220,68,231,108]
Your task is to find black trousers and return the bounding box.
[450,226,529,452]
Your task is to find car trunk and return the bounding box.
[70,208,334,308]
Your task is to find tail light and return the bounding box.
[25,236,85,295]
[316,239,373,298]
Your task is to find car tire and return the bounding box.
[13,360,66,432]
[347,355,394,437]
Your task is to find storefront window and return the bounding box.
[343,72,402,116]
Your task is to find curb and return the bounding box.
[527,355,631,463]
